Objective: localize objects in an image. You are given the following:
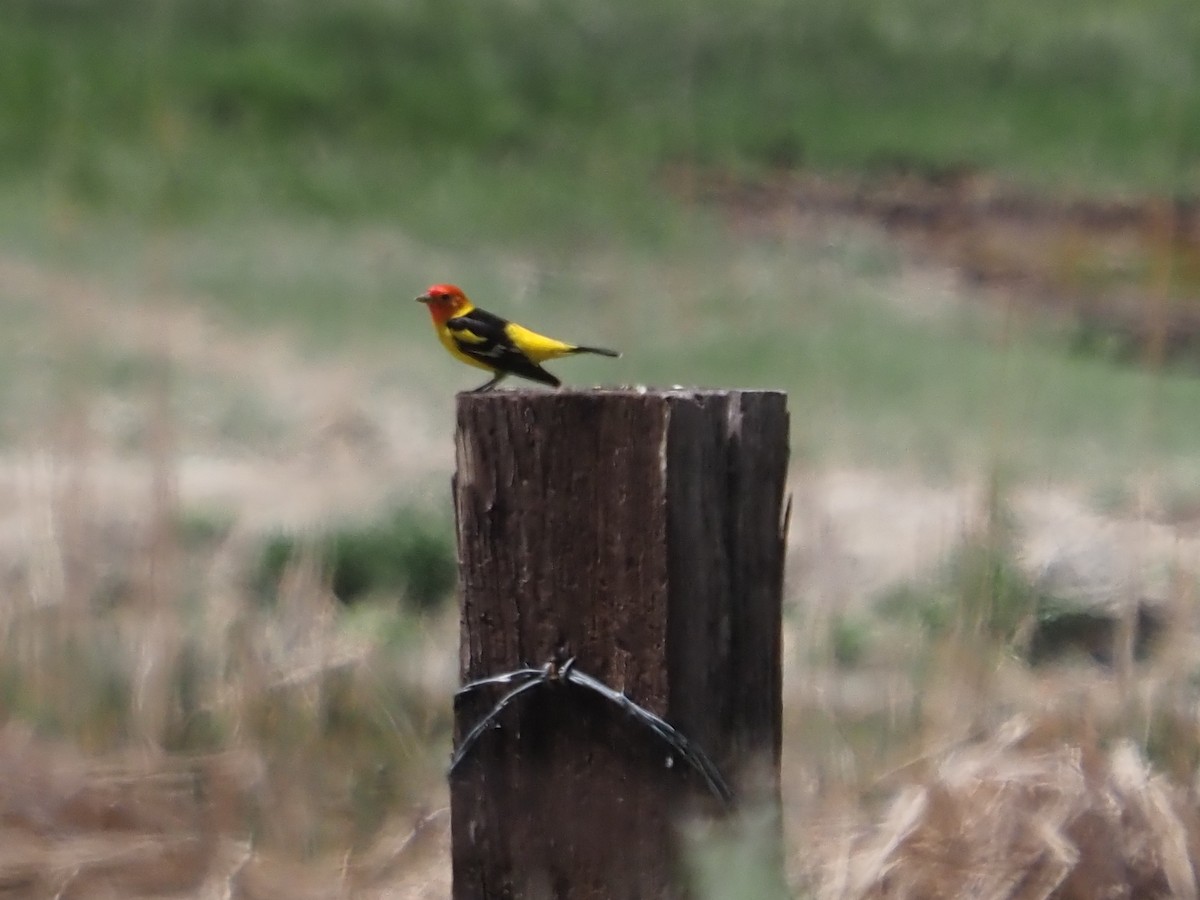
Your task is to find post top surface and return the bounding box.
[456,386,788,400]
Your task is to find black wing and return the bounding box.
[445,308,561,387]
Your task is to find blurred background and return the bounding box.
[4,0,1200,896]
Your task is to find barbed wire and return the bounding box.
[449,656,733,807]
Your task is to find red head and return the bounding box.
[416,283,471,324]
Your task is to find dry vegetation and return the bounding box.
[779,451,1200,898]
[0,256,461,898]
[7,215,1200,897]
[800,717,1200,899]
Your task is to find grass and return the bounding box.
[788,503,1200,896]
[0,459,456,860]
[253,507,457,610]
[1,0,1199,484]
[7,182,1200,486]
[6,0,1200,213]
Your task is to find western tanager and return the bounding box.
[416,283,620,392]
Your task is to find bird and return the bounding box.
[416,283,620,392]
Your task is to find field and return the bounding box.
[3,0,1200,896]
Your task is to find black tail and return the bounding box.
[570,345,621,358]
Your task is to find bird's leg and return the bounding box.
[470,373,506,393]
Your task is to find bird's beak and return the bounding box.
[415,293,432,304]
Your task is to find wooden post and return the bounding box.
[450,389,789,900]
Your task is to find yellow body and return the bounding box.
[434,312,579,371]
[435,320,495,373]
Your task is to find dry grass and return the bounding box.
[781,456,1200,899]
[0,255,460,898]
[0,720,453,898]
[6,232,1200,898]
[0,504,457,898]
[798,716,1200,899]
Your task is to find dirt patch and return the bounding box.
[688,167,1200,368]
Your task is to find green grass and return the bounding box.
[2,0,1199,483]
[253,507,457,610]
[4,0,1200,228]
[5,184,1200,485]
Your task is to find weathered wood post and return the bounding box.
[450,389,789,899]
